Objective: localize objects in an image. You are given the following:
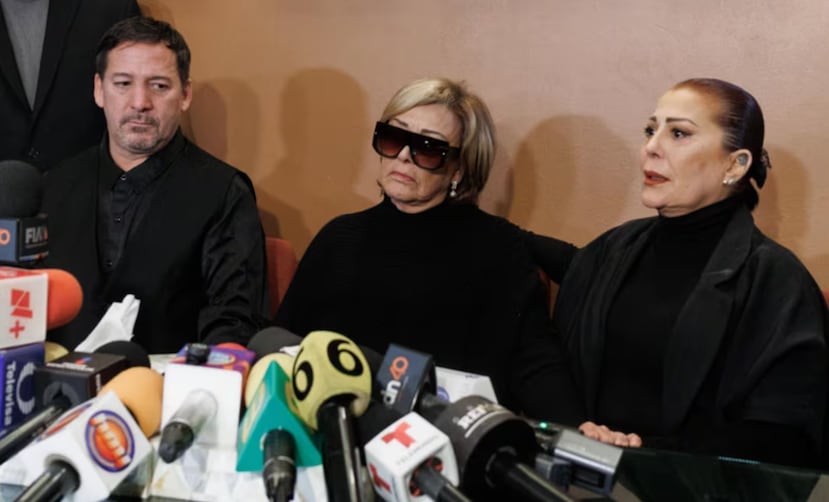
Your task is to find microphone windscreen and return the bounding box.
[94,340,151,369]
[43,341,68,362]
[360,345,384,378]
[0,160,42,217]
[99,366,163,437]
[247,326,303,361]
[245,352,294,407]
[355,401,403,447]
[291,330,372,430]
[43,268,83,329]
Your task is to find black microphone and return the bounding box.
[373,345,573,502]
[374,344,437,415]
[427,395,574,502]
[247,326,303,361]
[0,160,47,266]
[262,429,297,502]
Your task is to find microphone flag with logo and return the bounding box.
[236,361,321,471]
[16,391,153,501]
[364,411,462,502]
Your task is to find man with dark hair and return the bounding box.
[0,0,140,170]
[42,16,269,353]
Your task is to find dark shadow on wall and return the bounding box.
[504,115,635,245]
[754,147,809,249]
[755,146,828,286]
[136,1,171,20]
[187,79,291,234]
[259,68,373,254]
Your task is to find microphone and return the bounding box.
[43,342,67,363]
[245,326,303,407]
[157,343,254,463]
[0,342,151,464]
[158,389,217,463]
[42,269,82,330]
[374,344,437,415]
[0,267,82,349]
[247,326,303,359]
[14,373,162,501]
[0,160,47,266]
[291,330,372,502]
[262,429,296,502]
[373,345,572,501]
[529,420,622,495]
[428,395,574,502]
[98,366,164,437]
[237,361,320,472]
[360,404,469,502]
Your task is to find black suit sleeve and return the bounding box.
[198,175,269,345]
[521,230,579,283]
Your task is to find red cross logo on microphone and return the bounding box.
[382,421,415,448]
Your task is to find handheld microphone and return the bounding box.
[375,344,437,416]
[0,160,47,266]
[0,267,82,349]
[42,269,82,331]
[157,344,253,463]
[15,390,156,501]
[291,330,372,502]
[428,395,574,502]
[237,361,320,472]
[262,429,296,502]
[0,342,151,464]
[244,326,303,407]
[0,267,47,348]
[360,404,468,502]
[247,326,303,360]
[158,389,217,463]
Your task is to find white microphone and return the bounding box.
[149,343,254,501]
[363,409,467,502]
[15,391,153,501]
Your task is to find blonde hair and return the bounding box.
[380,78,496,203]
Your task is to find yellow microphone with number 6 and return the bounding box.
[291,330,372,430]
[291,330,373,501]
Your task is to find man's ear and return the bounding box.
[93,73,104,109]
[181,79,193,113]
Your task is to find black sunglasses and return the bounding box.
[372,121,460,170]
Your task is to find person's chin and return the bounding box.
[640,194,663,211]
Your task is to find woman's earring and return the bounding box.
[449,180,458,198]
[722,178,735,186]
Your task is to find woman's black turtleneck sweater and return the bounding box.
[275,197,567,419]
[598,196,740,433]
[593,197,813,465]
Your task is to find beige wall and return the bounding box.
[142,0,829,288]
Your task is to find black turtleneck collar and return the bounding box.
[375,195,476,224]
[655,196,743,237]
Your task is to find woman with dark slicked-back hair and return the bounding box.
[534,78,829,469]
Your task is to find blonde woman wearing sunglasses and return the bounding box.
[275,77,576,420]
